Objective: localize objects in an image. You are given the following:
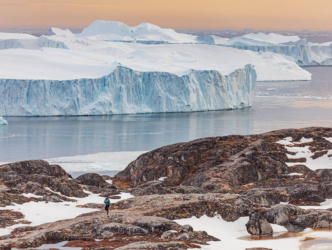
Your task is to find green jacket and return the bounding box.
[104,198,111,206]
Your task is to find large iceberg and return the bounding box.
[76,22,332,66]
[1,21,332,67]
[0,20,315,116]
[0,65,256,116]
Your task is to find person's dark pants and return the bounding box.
[105,205,110,215]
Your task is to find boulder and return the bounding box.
[96,223,149,237]
[246,212,273,236]
[76,173,108,188]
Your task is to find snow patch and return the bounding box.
[324,138,332,143]
[34,241,81,249]
[0,192,133,237]
[22,193,43,198]
[278,137,332,170]
[300,199,332,210]
[276,137,293,145]
[175,215,299,250]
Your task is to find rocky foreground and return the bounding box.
[1,127,332,249]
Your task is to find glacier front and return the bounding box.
[0,65,256,116]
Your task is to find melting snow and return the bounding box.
[0,191,133,237]
[175,215,300,250]
[277,137,332,170]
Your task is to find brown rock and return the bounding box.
[76,173,108,188]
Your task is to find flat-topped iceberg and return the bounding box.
[0,20,316,116]
[0,65,256,116]
[0,40,310,82]
[226,32,303,46]
[224,32,332,66]
[0,20,313,80]
[0,21,332,67]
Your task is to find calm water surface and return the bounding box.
[0,67,332,162]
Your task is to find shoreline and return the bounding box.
[2,127,332,249]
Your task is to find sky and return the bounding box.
[0,0,331,31]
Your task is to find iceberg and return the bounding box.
[225,32,332,66]
[0,65,256,116]
[0,20,315,116]
[47,27,75,38]
[0,33,37,50]
[1,21,332,67]
[0,40,310,82]
[77,20,197,44]
[0,116,7,126]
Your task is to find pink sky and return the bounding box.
[0,0,331,31]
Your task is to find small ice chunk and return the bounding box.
[106,180,113,184]
[158,177,167,181]
[0,116,8,126]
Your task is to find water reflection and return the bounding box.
[1,67,332,162]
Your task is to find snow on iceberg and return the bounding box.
[0,42,310,82]
[241,32,302,45]
[77,20,197,44]
[225,32,332,66]
[0,65,256,116]
[0,116,7,126]
[1,21,332,67]
[47,27,75,38]
[0,32,37,50]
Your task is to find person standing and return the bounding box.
[104,196,111,216]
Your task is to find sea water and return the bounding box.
[0,67,332,168]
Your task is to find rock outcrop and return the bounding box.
[2,127,332,249]
[247,204,332,235]
[115,128,332,192]
[0,160,120,208]
[114,127,332,234]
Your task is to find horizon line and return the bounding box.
[0,25,332,34]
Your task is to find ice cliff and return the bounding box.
[0,65,256,116]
